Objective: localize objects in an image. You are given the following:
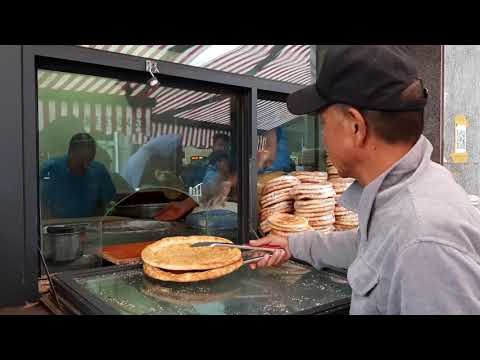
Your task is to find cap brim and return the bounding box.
[287,84,329,115]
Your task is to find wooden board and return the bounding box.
[101,241,155,265]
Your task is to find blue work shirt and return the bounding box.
[201,163,222,197]
[260,127,295,173]
[40,156,116,218]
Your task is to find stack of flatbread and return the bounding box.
[326,155,341,180]
[259,175,300,234]
[290,171,328,184]
[291,182,336,233]
[330,178,359,231]
[141,236,243,282]
[266,213,311,238]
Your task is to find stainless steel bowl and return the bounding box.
[42,225,84,263]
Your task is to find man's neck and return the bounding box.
[354,141,415,187]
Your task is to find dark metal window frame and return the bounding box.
[1,45,304,306]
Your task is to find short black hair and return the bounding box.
[340,80,425,144]
[213,133,230,145]
[68,133,96,154]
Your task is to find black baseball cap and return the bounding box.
[287,45,428,115]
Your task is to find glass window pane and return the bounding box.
[38,69,239,272]
[255,98,343,235]
[443,45,480,203]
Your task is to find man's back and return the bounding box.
[349,137,480,314]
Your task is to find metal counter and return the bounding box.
[52,260,351,315]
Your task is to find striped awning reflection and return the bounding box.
[38,45,311,146]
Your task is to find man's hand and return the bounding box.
[248,233,292,270]
[154,199,195,221]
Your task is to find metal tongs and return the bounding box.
[190,225,284,265]
[190,242,282,266]
[190,242,282,253]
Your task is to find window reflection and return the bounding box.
[40,133,116,219]
[38,69,239,271]
[256,99,325,235]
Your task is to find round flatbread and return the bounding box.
[291,171,328,184]
[262,175,300,194]
[293,192,335,201]
[261,195,294,209]
[291,184,336,200]
[262,180,299,196]
[311,223,336,230]
[294,198,336,209]
[260,209,294,222]
[141,236,242,271]
[334,210,352,216]
[309,221,335,228]
[264,175,299,186]
[143,260,243,283]
[260,200,293,213]
[295,211,335,220]
[295,177,328,184]
[295,205,335,213]
[259,218,272,234]
[335,225,359,231]
[305,213,335,222]
[328,175,341,180]
[295,207,335,214]
[335,222,359,227]
[335,222,359,228]
[261,187,293,204]
[267,213,310,232]
[335,213,359,221]
[292,183,334,191]
[260,208,294,222]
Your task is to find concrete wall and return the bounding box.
[443,45,480,196]
[407,45,443,164]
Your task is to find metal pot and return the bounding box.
[42,225,84,263]
[111,203,169,219]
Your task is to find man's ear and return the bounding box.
[346,107,368,147]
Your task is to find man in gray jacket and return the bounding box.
[250,45,480,314]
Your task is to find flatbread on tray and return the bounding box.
[143,260,243,283]
[141,236,242,271]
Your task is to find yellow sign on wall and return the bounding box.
[451,115,469,164]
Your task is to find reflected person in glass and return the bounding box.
[257,127,295,173]
[40,133,116,219]
[201,151,237,208]
[156,151,238,221]
[122,134,184,190]
[95,146,133,195]
[181,133,231,189]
